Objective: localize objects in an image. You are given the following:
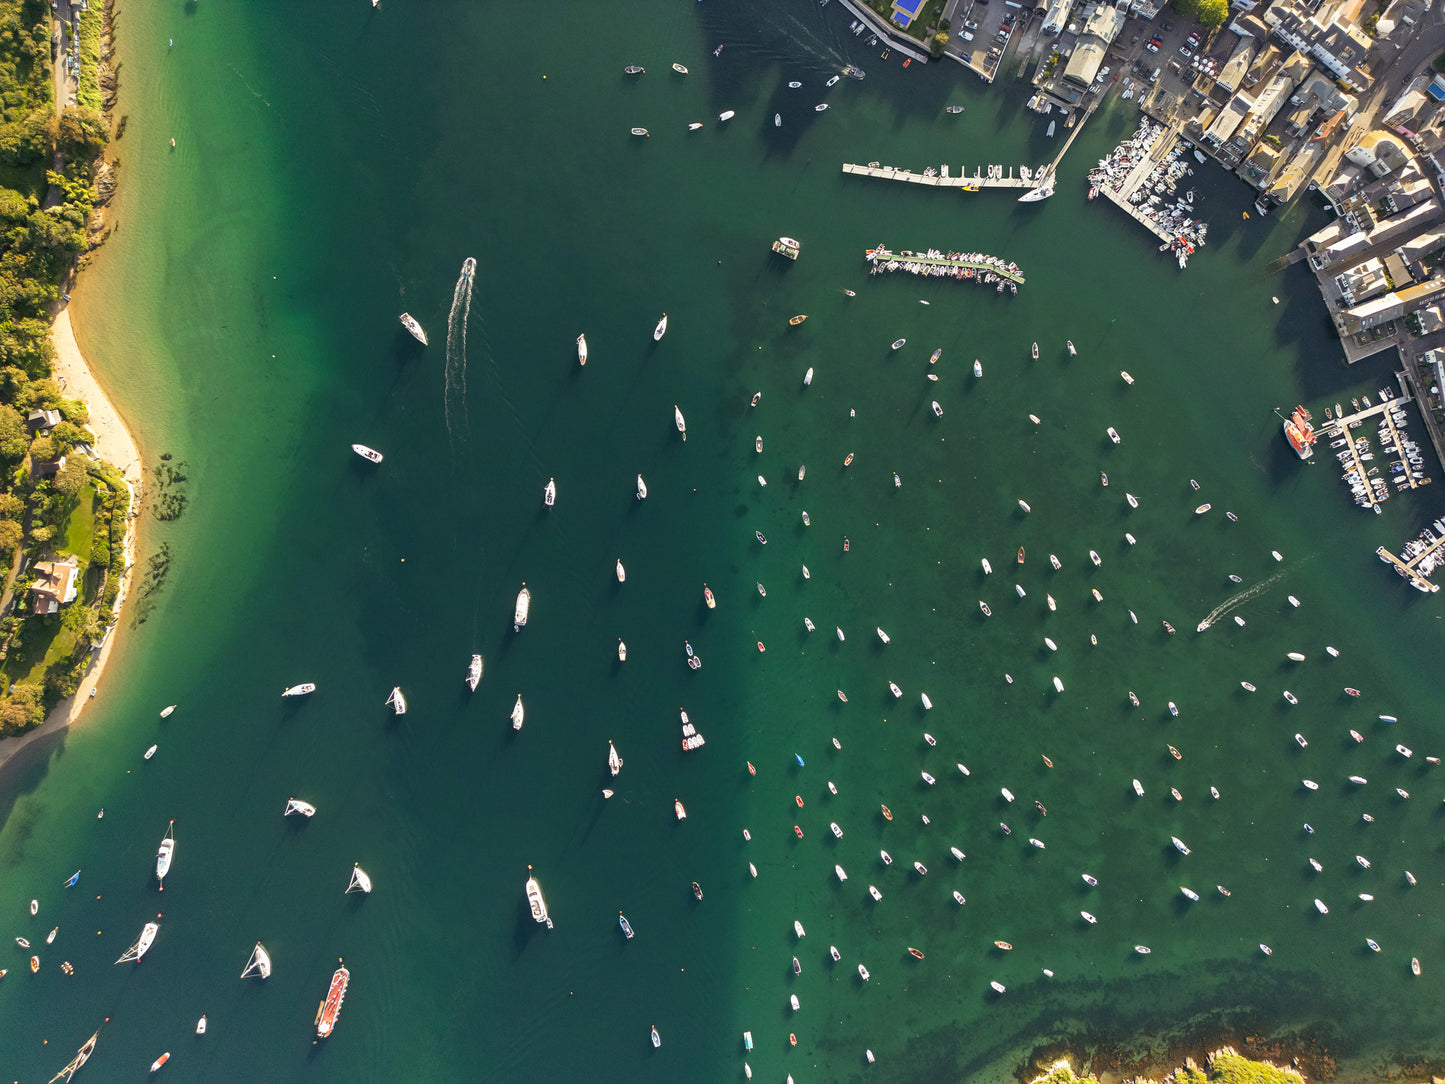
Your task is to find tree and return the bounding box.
[0,404,27,462]
[27,434,56,464]
[1197,0,1228,27]
[931,31,949,58]
[0,682,45,736]
[53,455,87,498]
[0,517,21,553]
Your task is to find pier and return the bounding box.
[1312,374,1429,511]
[842,161,1045,191]
[1093,119,1188,245]
[865,246,1025,286]
[1375,544,1442,592]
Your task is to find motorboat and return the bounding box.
[877,627,890,644]
[1126,493,1138,508]
[144,744,158,760]
[1121,371,1134,384]
[794,920,806,938]
[946,105,964,114]
[804,367,814,385]
[467,655,483,692]
[719,110,735,122]
[196,1015,207,1035]
[913,861,927,875]
[285,798,317,817]
[654,314,668,341]
[351,444,382,464]
[399,313,428,345]
[1082,873,1098,886]
[830,822,843,838]
[514,585,531,631]
[835,864,847,882]
[815,103,829,112]
[888,682,902,698]
[624,65,644,74]
[617,640,627,661]
[693,881,704,900]
[282,682,316,697]
[155,820,175,889]
[1168,702,1178,716]
[880,850,892,865]
[1067,340,1076,356]
[1134,945,1151,955]
[1028,837,1045,849]
[974,359,982,377]
[651,1026,661,1048]
[672,62,688,74]
[1018,499,1032,513]
[951,847,966,862]
[789,314,807,326]
[1287,652,1305,662]
[921,772,935,786]
[1303,779,1319,790]
[891,338,906,350]
[774,113,781,126]
[1049,554,1061,570]
[703,584,716,609]
[869,885,883,901]
[1171,836,1191,855]
[994,941,1013,951]
[1081,911,1097,923]
[1284,691,1299,705]
[543,478,556,507]
[982,558,992,574]
[619,913,635,940]
[615,558,625,583]
[1107,427,1120,444]
[1089,550,1101,566]
[525,868,553,928]
[150,1053,171,1073]
[1046,595,1056,611]
[1314,898,1328,914]
[931,401,943,417]
[1031,342,1039,359]
[908,948,925,960]
[1343,687,1360,698]
[387,686,407,715]
[675,799,687,820]
[687,122,702,131]
[675,406,689,439]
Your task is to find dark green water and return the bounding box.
[2,0,1442,1079]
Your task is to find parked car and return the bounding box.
[1186,30,1202,47]
[1178,45,1192,58]
[964,19,979,29]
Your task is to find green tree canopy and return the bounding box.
[1197,0,1228,27]
[52,454,86,497]
[0,403,27,462]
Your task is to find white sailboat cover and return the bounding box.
[347,865,373,894]
[386,687,407,715]
[511,695,525,730]
[608,741,623,776]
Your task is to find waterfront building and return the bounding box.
[1264,1,1373,92]
[30,557,80,615]
[1061,5,1125,88]
[1041,0,1074,35]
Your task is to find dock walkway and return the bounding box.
[1314,374,1424,511]
[865,246,1025,285]
[842,162,1042,190]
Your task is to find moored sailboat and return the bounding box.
[155,821,175,890]
[115,921,160,964]
[399,313,428,345]
[514,585,531,630]
[241,941,272,979]
[511,694,525,730]
[346,864,372,895]
[466,654,483,692]
[282,682,316,697]
[386,687,407,715]
[284,797,317,817]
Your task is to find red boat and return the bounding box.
[1344,687,1360,697]
[149,1052,170,1073]
[794,825,804,838]
[747,761,756,776]
[880,804,892,821]
[1017,547,1025,564]
[315,965,350,1038]
[908,947,925,959]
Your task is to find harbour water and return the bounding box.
[2,0,1443,1079]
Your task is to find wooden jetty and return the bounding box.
[842,162,1046,192]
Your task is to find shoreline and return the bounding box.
[0,305,143,772]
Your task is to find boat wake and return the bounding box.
[444,257,476,444]
[1196,572,1287,632]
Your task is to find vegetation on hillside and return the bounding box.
[1032,1048,1306,1084]
[0,0,125,735]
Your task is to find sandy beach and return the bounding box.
[0,306,144,771]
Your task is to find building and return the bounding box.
[30,557,80,615]
[26,408,61,432]
[1334,257,1391,305]
[1061,4,1126,88]
[1338,276,1445,335]
[1266,3,1373,93]
[1042,0,1075,34]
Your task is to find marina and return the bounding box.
[1306,377,1430,514]
[842,160,1052,196]
[864,245,1024,290]
[1089,119,1209,261]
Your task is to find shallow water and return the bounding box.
[1,0,1441,1080]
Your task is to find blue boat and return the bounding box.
[794,754,805,767]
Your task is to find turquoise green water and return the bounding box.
[2,0,1443,1079]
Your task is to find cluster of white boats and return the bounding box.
[1087,119,1209,263]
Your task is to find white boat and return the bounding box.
[576,333,587,366]
[794,920,805,938]
[543,477,556,507]
[526,867,554,929]
[1107,427,1120,444]
[1287,652,1305,662]
[466,655,483,692]
[615,558,625,583]
[654,314,668,341]
[931,401,943,417]
[347,865,372,894]
[635,474,648,499]
[877,627,890,644]
[688,122,702,131]
[1314,898,1328,914]
[144,744,157,760]
[282,682,316,697]
[815,103,829,112]
[951,847,965,861]
[651,1026,661,1048]
[888,682,902,698]
[511,694,525,730]
[1171,835,1190,854]
[835,864,848,881]
[675,799,687,820]
[804,366,813,386]
[1134,945,1151,955]
[196,1015,207,1035]
[241,941,272,979]
[1089,550,1101,566]
[1053,676,1064,692]
[974,360,982,377]
[351,444,383,464]
[1081,911,1097,923]
[514,585,531,631]
[672,62,688,74]
[1126,493,1138,509]
[1049,554,1061,570]
[774,113,781,127]
[921,693,933,710]
[284,798,317,817]
[789,994,800,1012]
[1018,499,1031,512]
[399,313,428,345]
[1121,371,1134,384]
[674,404,686,440]
[719,110,735,122]
[830,822,843,838]
[981,558,992,574]
[921,772,935,785]
[115,921,159,964]
[631,127,649,137]
[868,885,882,901]
[155,820,175,890]
[386,687,407,715]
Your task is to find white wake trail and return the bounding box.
[444,257,476,443]
[1196,571,1287,632]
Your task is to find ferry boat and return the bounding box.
[526,867,554,928]
[284,798,317,817]
[654,314,668,341]
[315,965,351,1037]
[115,921,160,964]
[282,682,316,697]
[466,654,482,692]
[511,694,524,730]
[1283,405,1317,460]
[155,820,175,889]
[386,687,407,715]
[514,585,531,631]
[576,333,587,365]
[351,444,383,463]
[399,313,428,345]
